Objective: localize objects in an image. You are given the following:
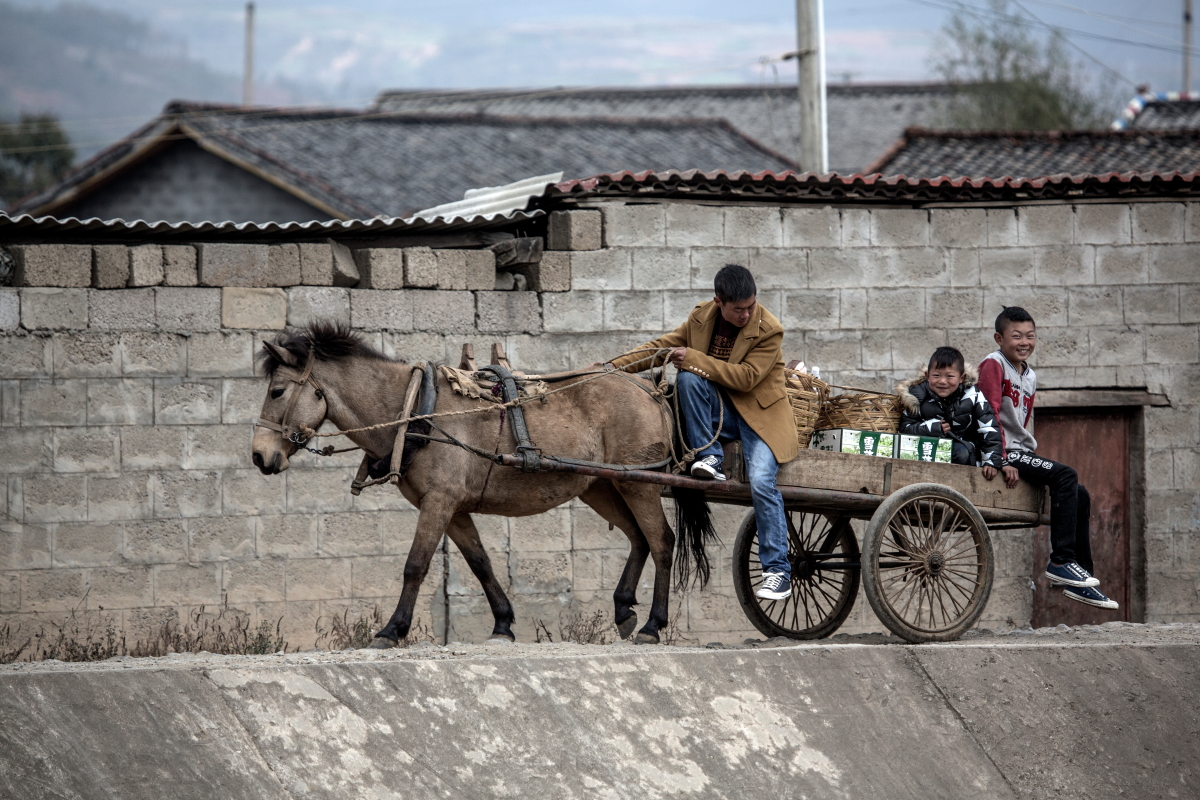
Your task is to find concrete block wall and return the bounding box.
[2,200,1198,649]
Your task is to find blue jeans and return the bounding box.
[677,371,790,580]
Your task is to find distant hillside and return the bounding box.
[0,1,322,162]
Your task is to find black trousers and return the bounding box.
[1005,451,1093,572]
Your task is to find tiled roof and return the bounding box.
[1113,91,1200,130]
[866,128,1200,180]
[11,102,797,220]
[372,83,955,175]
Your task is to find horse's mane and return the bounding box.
[257,321,398,377]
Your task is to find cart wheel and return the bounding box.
[733,509,860,640]
[861,483,993,643]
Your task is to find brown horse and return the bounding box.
[250,322,712,645]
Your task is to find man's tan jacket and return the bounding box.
[609,300,799,463]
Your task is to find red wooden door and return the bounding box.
[1030,411,1130,626]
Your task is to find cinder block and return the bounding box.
[21,380,87,426]
[88,473,153,520]
[1133,203,1186,244]
[162,245,198,286]
[1035,246,1093,286]
[519,251,571,292]
[434,249,467,291]
[477,291,541,333]
[568,248,632,290]
[542,291,603,333]
[287,287,350,328]
[749,248,807,290]
[152,562,222,605]
[189,516,256,562]
[120,332,187,376]
[1095,246,1147,284]
[52,522,124,568]
[354,248,405,290]
[187,331,254,377]
[1033,326,1088,367]
[11,244,91,287]
[155,378,222,425]
[1068,286,1123,326]
[54,428,120,472]
[807,248,867,289]
[1146,325,1200,364]
[0,289,17,331]
[349,290,413,330]
[92,245,130,289]
[1018,204,1074,246]
[600,203,666,247]
[411,290,475,333]
[23,474,87,522]
[128,245,164,287]
[197,243,271,287]
[19,288,88,330]
[979,247,1036,287]
[664,204,724,247]
[0,428,50,473]
[121,424,186,471]
[782,290,839,330]
[865,288,925,329]
[221,287,287,329]
[267,244,302,286]
[724,206,783,247]
[403,247,438,288]
[929,208,985,248]
[90,288,156,331]
[464,250,496,291]
[1076,204,1131,245]
[152,470,222,519]
[926,288,983,329]
[986,209,1019,247]
[1149,243,1200,283]
[297,242,333,285]
[1089,326,1145,366]
[547,209,602,250]
[603,291,663,331]
[155,287,221,331]
[781,206,839,248]
[1124,285,1179,324]
[628,247,689,290]
[870,208,929,246]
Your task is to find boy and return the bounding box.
[978,307,1118,610]
[898,346,1002,470]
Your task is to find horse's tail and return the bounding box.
[673,487,717,589]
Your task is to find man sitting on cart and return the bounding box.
[601,264,799,601]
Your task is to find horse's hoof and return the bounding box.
[632,632,660,645]
[617,614,638,640]
[367,637,397,650]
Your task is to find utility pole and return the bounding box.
[794,0,828,173]
[243,2,255,106]
[1186,0,1194,94]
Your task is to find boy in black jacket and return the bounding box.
[899,346,1003,472]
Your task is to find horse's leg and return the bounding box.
[373,498,454,646]
[580,482,646,640]
[614,483,675,645]
[444,512,516,642]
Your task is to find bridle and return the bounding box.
[255,350,327,446]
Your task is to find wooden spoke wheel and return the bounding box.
[861,483,994,643]
[733,508,860,640]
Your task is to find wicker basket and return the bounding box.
[815,385,901,433]
[784,368,829,449]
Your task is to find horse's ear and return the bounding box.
[263,341,299,367]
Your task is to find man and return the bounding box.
[604,264,798,600]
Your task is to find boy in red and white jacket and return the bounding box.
[978,306,1118,610]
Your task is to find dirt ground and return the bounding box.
[4,620,1199,675]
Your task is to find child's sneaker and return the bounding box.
[1044,561,1099,588]
[690,455,726,481]
[756,572,792,600]
[1062,585,1119,610]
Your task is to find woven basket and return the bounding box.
[783,368,829,449]
[815,385,901,433]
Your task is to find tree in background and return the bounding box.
[0,113,75,207]
[932,0,1110,131]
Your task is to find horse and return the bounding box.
[250,322,713,646]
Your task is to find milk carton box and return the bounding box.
[812,429,895,458]
[896,434,953,463]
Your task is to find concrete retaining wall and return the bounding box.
[1,199,1198,648]
[1,639,1197,799]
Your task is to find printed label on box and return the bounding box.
[897,434,953,463]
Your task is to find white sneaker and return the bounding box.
[690,455,726,481]
[756,572,792,600]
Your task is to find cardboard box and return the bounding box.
[897,434,953,463]
[811,428,895,458]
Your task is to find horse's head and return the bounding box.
[252,340,329,475]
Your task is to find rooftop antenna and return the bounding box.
[243,2,255,106]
